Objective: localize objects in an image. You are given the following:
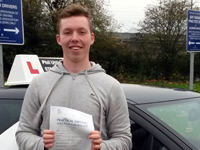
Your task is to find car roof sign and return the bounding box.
[5,55,44,86]
[5,55,62,86]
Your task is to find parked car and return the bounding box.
[122,83,200,150]
[0,85,27,150]
[1,55,200,150]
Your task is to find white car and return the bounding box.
[0,86,26,149]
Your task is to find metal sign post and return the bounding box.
[0,44,4,87]
[187,10,200,90]
[189,52,194,90]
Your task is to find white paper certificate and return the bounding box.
[49,106,94,150]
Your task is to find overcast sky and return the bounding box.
[105,0,159,32]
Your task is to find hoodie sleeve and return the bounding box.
[101,81,132,150]
[15,77,44,150]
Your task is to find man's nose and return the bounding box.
[71,32,79,42]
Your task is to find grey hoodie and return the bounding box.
[16,61,132,150]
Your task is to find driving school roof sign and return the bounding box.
[0,0,24,45]
[5,55,62,85]
[187,10,200,52]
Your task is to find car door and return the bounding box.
[0,99,23,134]
[128,103,192,150]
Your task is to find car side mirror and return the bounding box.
[188,108,200,121]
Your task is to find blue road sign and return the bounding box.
[0,0,24,45]
[187,10,200,52]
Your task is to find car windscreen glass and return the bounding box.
[142,98,200,149]
[0,100,22,134]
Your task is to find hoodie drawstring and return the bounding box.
[33,72,64,126]
[85,70,103,134]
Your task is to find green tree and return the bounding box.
[134,0,191,80]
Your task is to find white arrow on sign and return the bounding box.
[189,41,195,45]
[3,27,19,34]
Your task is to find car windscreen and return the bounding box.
[140,98,200,149]
[0,99,23,134]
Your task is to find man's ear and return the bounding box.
[56,34,61,45]
[90,32,95,45]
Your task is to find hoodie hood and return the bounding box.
[50,60,105,75]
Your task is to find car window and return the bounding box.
[0,99,23,134]
[130,121,169,150]
[147,99,200,149]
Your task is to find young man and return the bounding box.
[16,4,132,150]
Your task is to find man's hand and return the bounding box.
[89,130,102,150]
[43,130,55,149]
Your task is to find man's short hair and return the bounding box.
[57,4,92,33]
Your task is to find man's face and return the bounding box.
[56,16,94,63]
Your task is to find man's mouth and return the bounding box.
[70,46,82,50]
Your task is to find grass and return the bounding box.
[125,80,200,93]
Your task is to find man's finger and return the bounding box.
[43,130,55,134]
[93,144,101,149]
[92,139,102,144]
[45,143,54,149]
[89,134,101,139]
[43,134,55,139]
[43,139,55,143]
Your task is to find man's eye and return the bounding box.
[80,31,86,34]
[64,32,70,35]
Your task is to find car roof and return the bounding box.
[0,85,28,99]
[121,83,200,104]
